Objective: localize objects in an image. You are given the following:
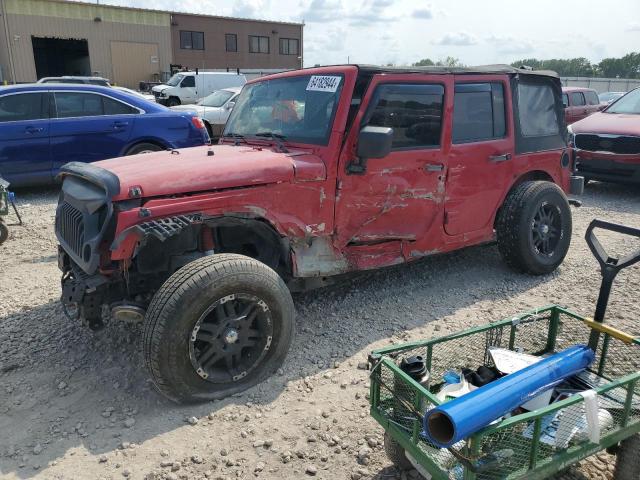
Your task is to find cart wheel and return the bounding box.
[0,221,8,245]
[614,433,640,480]
[384,432,413,471]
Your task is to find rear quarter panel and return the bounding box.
[129,113,207,151]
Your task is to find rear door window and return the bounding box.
[103,96,138,115]
[570,92,586,106]
[517,83,560,137]
[55,92,103,118]
[584,91,599,105]
[562,93,569,107]
[363,83,444,149]
[452,82,506,143]
[0,93,48,122]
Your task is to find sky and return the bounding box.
[77,0,640,67]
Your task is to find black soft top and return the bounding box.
[353,64,559,78]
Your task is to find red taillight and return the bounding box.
[191,116,205,130]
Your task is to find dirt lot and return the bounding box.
[0,182,638,480]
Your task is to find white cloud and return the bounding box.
[627,22,640,31]
[486,35,534,55]
[412,8,433,19]
[433,32,477,46]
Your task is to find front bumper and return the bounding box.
[576,157,640,185]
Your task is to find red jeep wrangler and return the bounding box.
[55,65,583,403]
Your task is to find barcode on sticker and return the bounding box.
[306,75,341,92]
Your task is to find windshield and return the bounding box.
[599,92,623,103]
[606,89,640,114]
[200,90,234,107]
[166,74,184,87]
[224,74,344,145]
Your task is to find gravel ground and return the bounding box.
[0,182,638,480]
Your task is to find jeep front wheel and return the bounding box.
[496,181,572,275]
[142,254,295,403]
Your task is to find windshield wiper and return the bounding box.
[255,132,289,153]
[222,132,247,146]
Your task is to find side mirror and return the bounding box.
[357,125,393,159]
[225,101,236,110]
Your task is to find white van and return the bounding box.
[152,71,246,107]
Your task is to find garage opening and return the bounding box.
[32,36,91,79]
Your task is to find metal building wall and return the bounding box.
[0,0,171,85]
[561,77,640,93]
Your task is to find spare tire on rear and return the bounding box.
[143,253,295,403]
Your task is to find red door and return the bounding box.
[334,74,452,259]
[568,91,587,123]
[444,75,515,236]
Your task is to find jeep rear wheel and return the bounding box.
[496,181,572,275]
[143,254,295,403]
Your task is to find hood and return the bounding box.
[571,112,640,136]
[151,84,169,93]
[92,145,315,201]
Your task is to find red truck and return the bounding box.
[562,87,603,125]
[55,65,583,403]
[571,87,640,184]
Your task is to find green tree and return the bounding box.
[511,53,640,78]
[412,58,435,67]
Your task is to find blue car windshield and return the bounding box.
[224,74,344,145]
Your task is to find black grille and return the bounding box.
[575,134,640,155]
[56,202,85,257]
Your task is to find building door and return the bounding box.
[32,37,90,79]
[111,42,160,89]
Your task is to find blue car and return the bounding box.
[0,84,209,187]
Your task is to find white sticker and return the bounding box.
[306,75,341,92]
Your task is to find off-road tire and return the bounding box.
[614,434,640,480]
[496,181,572,275]
[126,142,163,155]
[0,221,8,245]
[143,254,295,403]
[384,432,413,471]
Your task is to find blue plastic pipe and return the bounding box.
[423,345,595,448]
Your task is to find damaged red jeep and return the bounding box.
[55,65,583,403]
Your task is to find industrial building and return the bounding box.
[0,0,303,88]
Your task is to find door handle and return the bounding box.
[112,121,129,129]
[489,153,512,163]
[25,126,44,134]
[424,163,444,172]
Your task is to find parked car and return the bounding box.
[570,86,640,185]
[151,71,246,106]
[0,84,209,187]
[112,85,156,103]
[170,86,241,138]
[598,91,626,104]
[37,76,111,87]
[562,87,603,124]
[55,65,582,403]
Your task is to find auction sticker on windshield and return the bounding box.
[306,75,341,92]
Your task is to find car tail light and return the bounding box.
[191,116,205,130]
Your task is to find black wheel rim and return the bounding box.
[189,293,273,383]
[531,201,562,257]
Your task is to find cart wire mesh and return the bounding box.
[369,306,640,480]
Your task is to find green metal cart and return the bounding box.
[369,219,640,480]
